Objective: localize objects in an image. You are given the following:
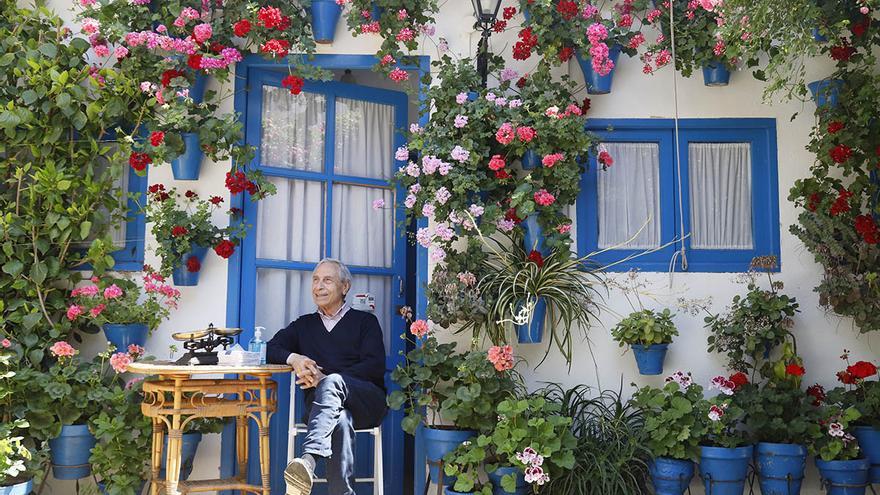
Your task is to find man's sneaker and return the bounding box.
[284,458,314,495]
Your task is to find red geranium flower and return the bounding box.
[581,97,591,114]
[225,171,258,195]
[233,19,251,37]
[161,69,185,87]
[129,152,151,172]
[516,75,528,88]
[282,74,304,95]
[171,226,188,237]
[260,39,290,58]
[807,192,822,212]
[228,207,243,217]
[257,6,284,29]
[492,20,507,33]
[186,255,201,273]
[502,6,517,20]
[847,360,878,379]
[527,250,544,267]
[505,207,522,224]
[830,44,856,61]
[495,169,511,179]
[785,363,806,376]
[187,54,203,70]
[148,183,165,194]
[830,188,853,216]
[598,150,614,167]
[830,144,852,163]
[214,239,236,259]
[150,131,165,146]
[556,0,578,19]
[838,370,857,385]
[806,384,826,406]
[729,372,749,389]
[209,196,224,205]
[558,46,574,62]
[185,190,197,198]
[827,121,845,134]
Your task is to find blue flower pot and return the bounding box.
[49,424,96,480]
[172,245,209,286]
[487,467,527,495]
[444,488,474,495]
[816,458,870,495]
[520,150,541,170]
[310,0,342,44]
[808,79,844,109]
[160,432,203,480]
[97,480,146,495]
[170,132,203,181]
[370,2,384,20]
[755,442,807,495]
[702,62,731,86]
[632,343,669,375]
[190,73,208,104]
[516,298,546,344]
[421,427,476,485]
[522,213,548,256]
[649,457,694,495]
[102,323,149,353]
[853,427,880,483]
[700,445,753,495]
[0,479,33,495]
[574,45,621,95]
[812,27,828,42]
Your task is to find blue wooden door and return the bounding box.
[238,68,409,495]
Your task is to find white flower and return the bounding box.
[828,423,845,438]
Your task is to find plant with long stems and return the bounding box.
[608,272,679,347]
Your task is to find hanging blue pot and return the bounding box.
[487,467,528,495]
[160,432,203,480]
[808,79,844,109]
[370,2,384,20]
[816,458,870,495]
[0,479,33,495]
[853,427,880,483]
[102,323,148,353]
[310,0,342,44]
[574,45,621,95]
[813,27,828,42]
[702,61,731,86]
[516,298,546,344]
[190,73,208,104]
[170,133,203,181]
[522,213,548,255]
[444,488,475,495]
[49,424,96,480]
[520,150,541,170]
[421,427,476,485]
[631,343,669,376]
[172,245,209,286]
[755,442,807,495]
[699,445,753,495]
[97,480,146,495]
[649,457,694,495]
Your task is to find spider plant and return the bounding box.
[476,229,605,366]
[539,383,652,495]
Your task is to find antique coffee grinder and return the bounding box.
[172,324,242,365]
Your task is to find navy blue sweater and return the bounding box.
[266,309,387,391]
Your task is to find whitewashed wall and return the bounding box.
[34,0,880,493]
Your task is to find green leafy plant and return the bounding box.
[701,377,749,448]
[826,352,880,427]
[442,440,493,495]
[631,372,708,460]
[611,308,678,346]
[808,404,862,461]
[0,419,32,486]
[67,271,180,332]
[540,384,651,495]
[425,241,492,333]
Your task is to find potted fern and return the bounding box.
[611,308,678,375]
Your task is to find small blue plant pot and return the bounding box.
[102,323,148,353]
[49,424,96,480]
[853,427,880,483]
[649,457,694,495]
[812,27,828,42]
[444,488,475,495]
[160,432,203,480]
[421,427,476,485]
[755,442,807,495]
[172,246,209,286]
[808,79,844,109]
[520,149,541,170]
[522,213,548,256]
[516,298,546,344]
[574,45,621,95]
[816,458,870,495]
[487,467,527,495]
[190,73,208,104]
[370,2,384,20]
[702,62,731,86]
[310,0,342,44]
[0,479,33,495]
[170,132,203,181]
[631,343,669,375]
[700,445,753,495]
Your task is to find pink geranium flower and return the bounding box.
[66,305,83,321]
[534,189,556,206]
[110,352,133,373]
[487,345,514,371]
[50,341,76,358]
[409,319,429,338]
[103,284,123,299]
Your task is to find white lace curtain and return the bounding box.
[688,143,753,249]
[598,142,661,249]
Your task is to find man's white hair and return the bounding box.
[314,258,352,285]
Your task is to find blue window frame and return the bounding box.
[577,118,780,272]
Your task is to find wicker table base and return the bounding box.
[127,362,292,495]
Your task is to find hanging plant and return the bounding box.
[344,0,440,78]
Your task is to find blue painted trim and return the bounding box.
[577,118,780,273]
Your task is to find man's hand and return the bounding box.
[296,368,326,389]
[288,353,325,389]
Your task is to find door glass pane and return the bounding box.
[257,178,324,262]
[689,143,753,249]
[261,86,326,171]
[598,143,661,249]
[334,97,393,180]
[254,268,313,341]
[349,274,392,355]
[331,184,393,268]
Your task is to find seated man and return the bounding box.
[267,258,388,495]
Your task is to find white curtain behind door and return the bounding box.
[688,143,753,249]
[597,142,661,249]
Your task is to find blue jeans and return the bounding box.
[302,374,387,495]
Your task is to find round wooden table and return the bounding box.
[127,361,292,495]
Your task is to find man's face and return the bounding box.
[312,263,349,310]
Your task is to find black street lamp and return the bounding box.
[471,0,503,88]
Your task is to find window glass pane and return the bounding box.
[689,143,753,249]
[254,268,313,341]
[598,142,661,249]
[260,86,325,171]
[334,97,393,180]
[349,274,392,354]
[256,178,324,262]
[331,184,393,268]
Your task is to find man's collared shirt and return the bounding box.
[317,302,350,332]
